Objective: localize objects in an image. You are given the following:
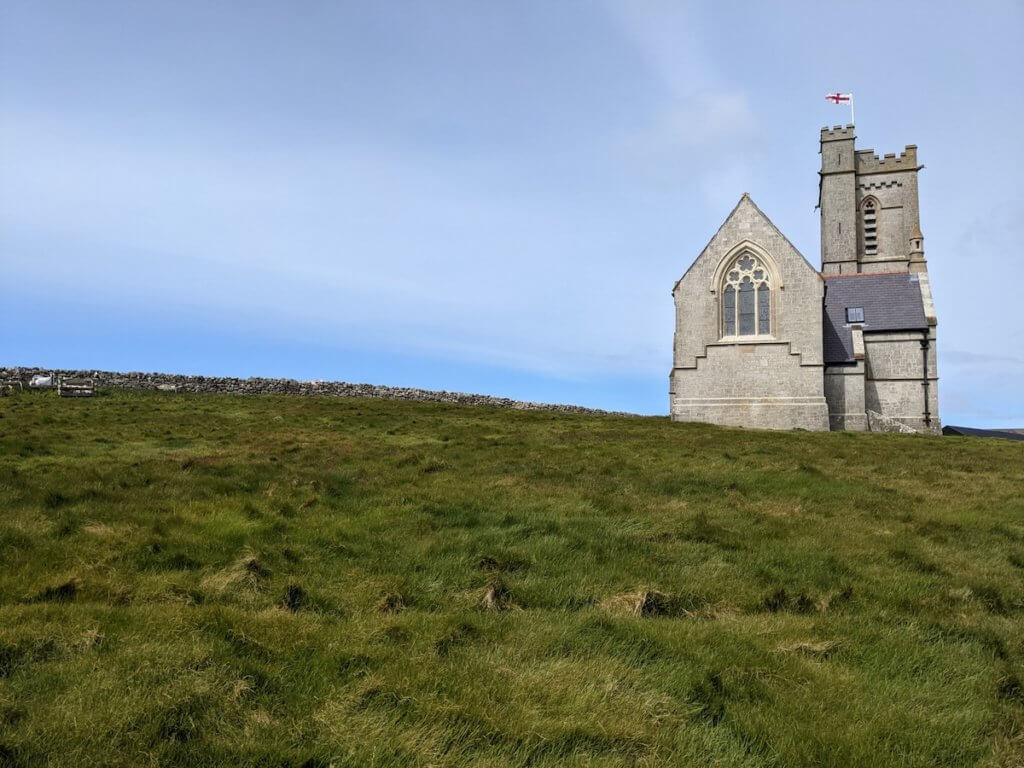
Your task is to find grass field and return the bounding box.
[2,390,1024,767]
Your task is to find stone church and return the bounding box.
[669,125,939,433]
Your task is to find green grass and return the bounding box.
[2,390,1024,767]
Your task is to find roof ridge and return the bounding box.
[822,270,912,279]
[672,194,751,292]
[673,194,817,293]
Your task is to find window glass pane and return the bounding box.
[723,285,735,335]
[737,255,754,271]
[739,279,755,335]
[758,284,770,334]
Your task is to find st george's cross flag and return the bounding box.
[825,92,855,123]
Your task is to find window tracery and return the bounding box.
[721,252,771,337]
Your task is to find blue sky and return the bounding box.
[2,2,1022,424]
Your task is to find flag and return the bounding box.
[826,92,855,124]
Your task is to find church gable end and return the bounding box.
[670,194,829,431]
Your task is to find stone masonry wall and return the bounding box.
[671,342,829,430]
[862,330,940,433]
[819,126,858,275]
[823,362,867,431]
[856,168,919,273]
[0,367,635,417]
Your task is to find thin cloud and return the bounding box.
[944,349,1024,369]
[623,91,756,155]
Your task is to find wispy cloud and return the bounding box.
[622,91,755,155]
[603,2,756,218]
[606,2,754,150]
[602,2,714,98]
[944,349,1024,369]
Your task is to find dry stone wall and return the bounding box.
[0,367,635,417]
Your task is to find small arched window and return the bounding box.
[861,198,878,255]
[721,252,771,337]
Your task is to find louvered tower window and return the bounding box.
[862,198,878,255]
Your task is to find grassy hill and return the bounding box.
[2,390,1023,767]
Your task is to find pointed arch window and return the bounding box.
[721,252,771,338]
[861,198,879,255]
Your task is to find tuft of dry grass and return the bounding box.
[377,592,405,614]
[75,628,104,651]
[202,552,271,595]
[602,590,717,619]
[481,578,512,612]
[604,590,677,617]
[780,640,838,658]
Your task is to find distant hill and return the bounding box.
[943,425,1024,441]
[2,390,1023,767]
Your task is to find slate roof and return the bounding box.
[822,272,928,364]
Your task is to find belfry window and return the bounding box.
[721,253,771,337]
[861,198,878,255]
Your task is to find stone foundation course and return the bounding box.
[1,367,636,417]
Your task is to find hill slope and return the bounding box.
[2,391,1023,767]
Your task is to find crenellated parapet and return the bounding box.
[855,145,920,175]
[820,124,856,142]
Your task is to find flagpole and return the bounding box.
[850,94,855,126]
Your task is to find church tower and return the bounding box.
[818,124,940,434]
[818,125,858,274]
[818,124,928,274]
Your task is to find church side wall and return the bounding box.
[863,330,940,433]
[823,362,867,431]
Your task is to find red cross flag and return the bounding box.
[825,92,855,124]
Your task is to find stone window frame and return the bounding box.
[711,242,780,341]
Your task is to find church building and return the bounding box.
[669,125,939,433]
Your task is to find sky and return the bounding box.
[2,1,1022,424]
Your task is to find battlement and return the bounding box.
[855,145,919,174]
[820,124,855,142]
